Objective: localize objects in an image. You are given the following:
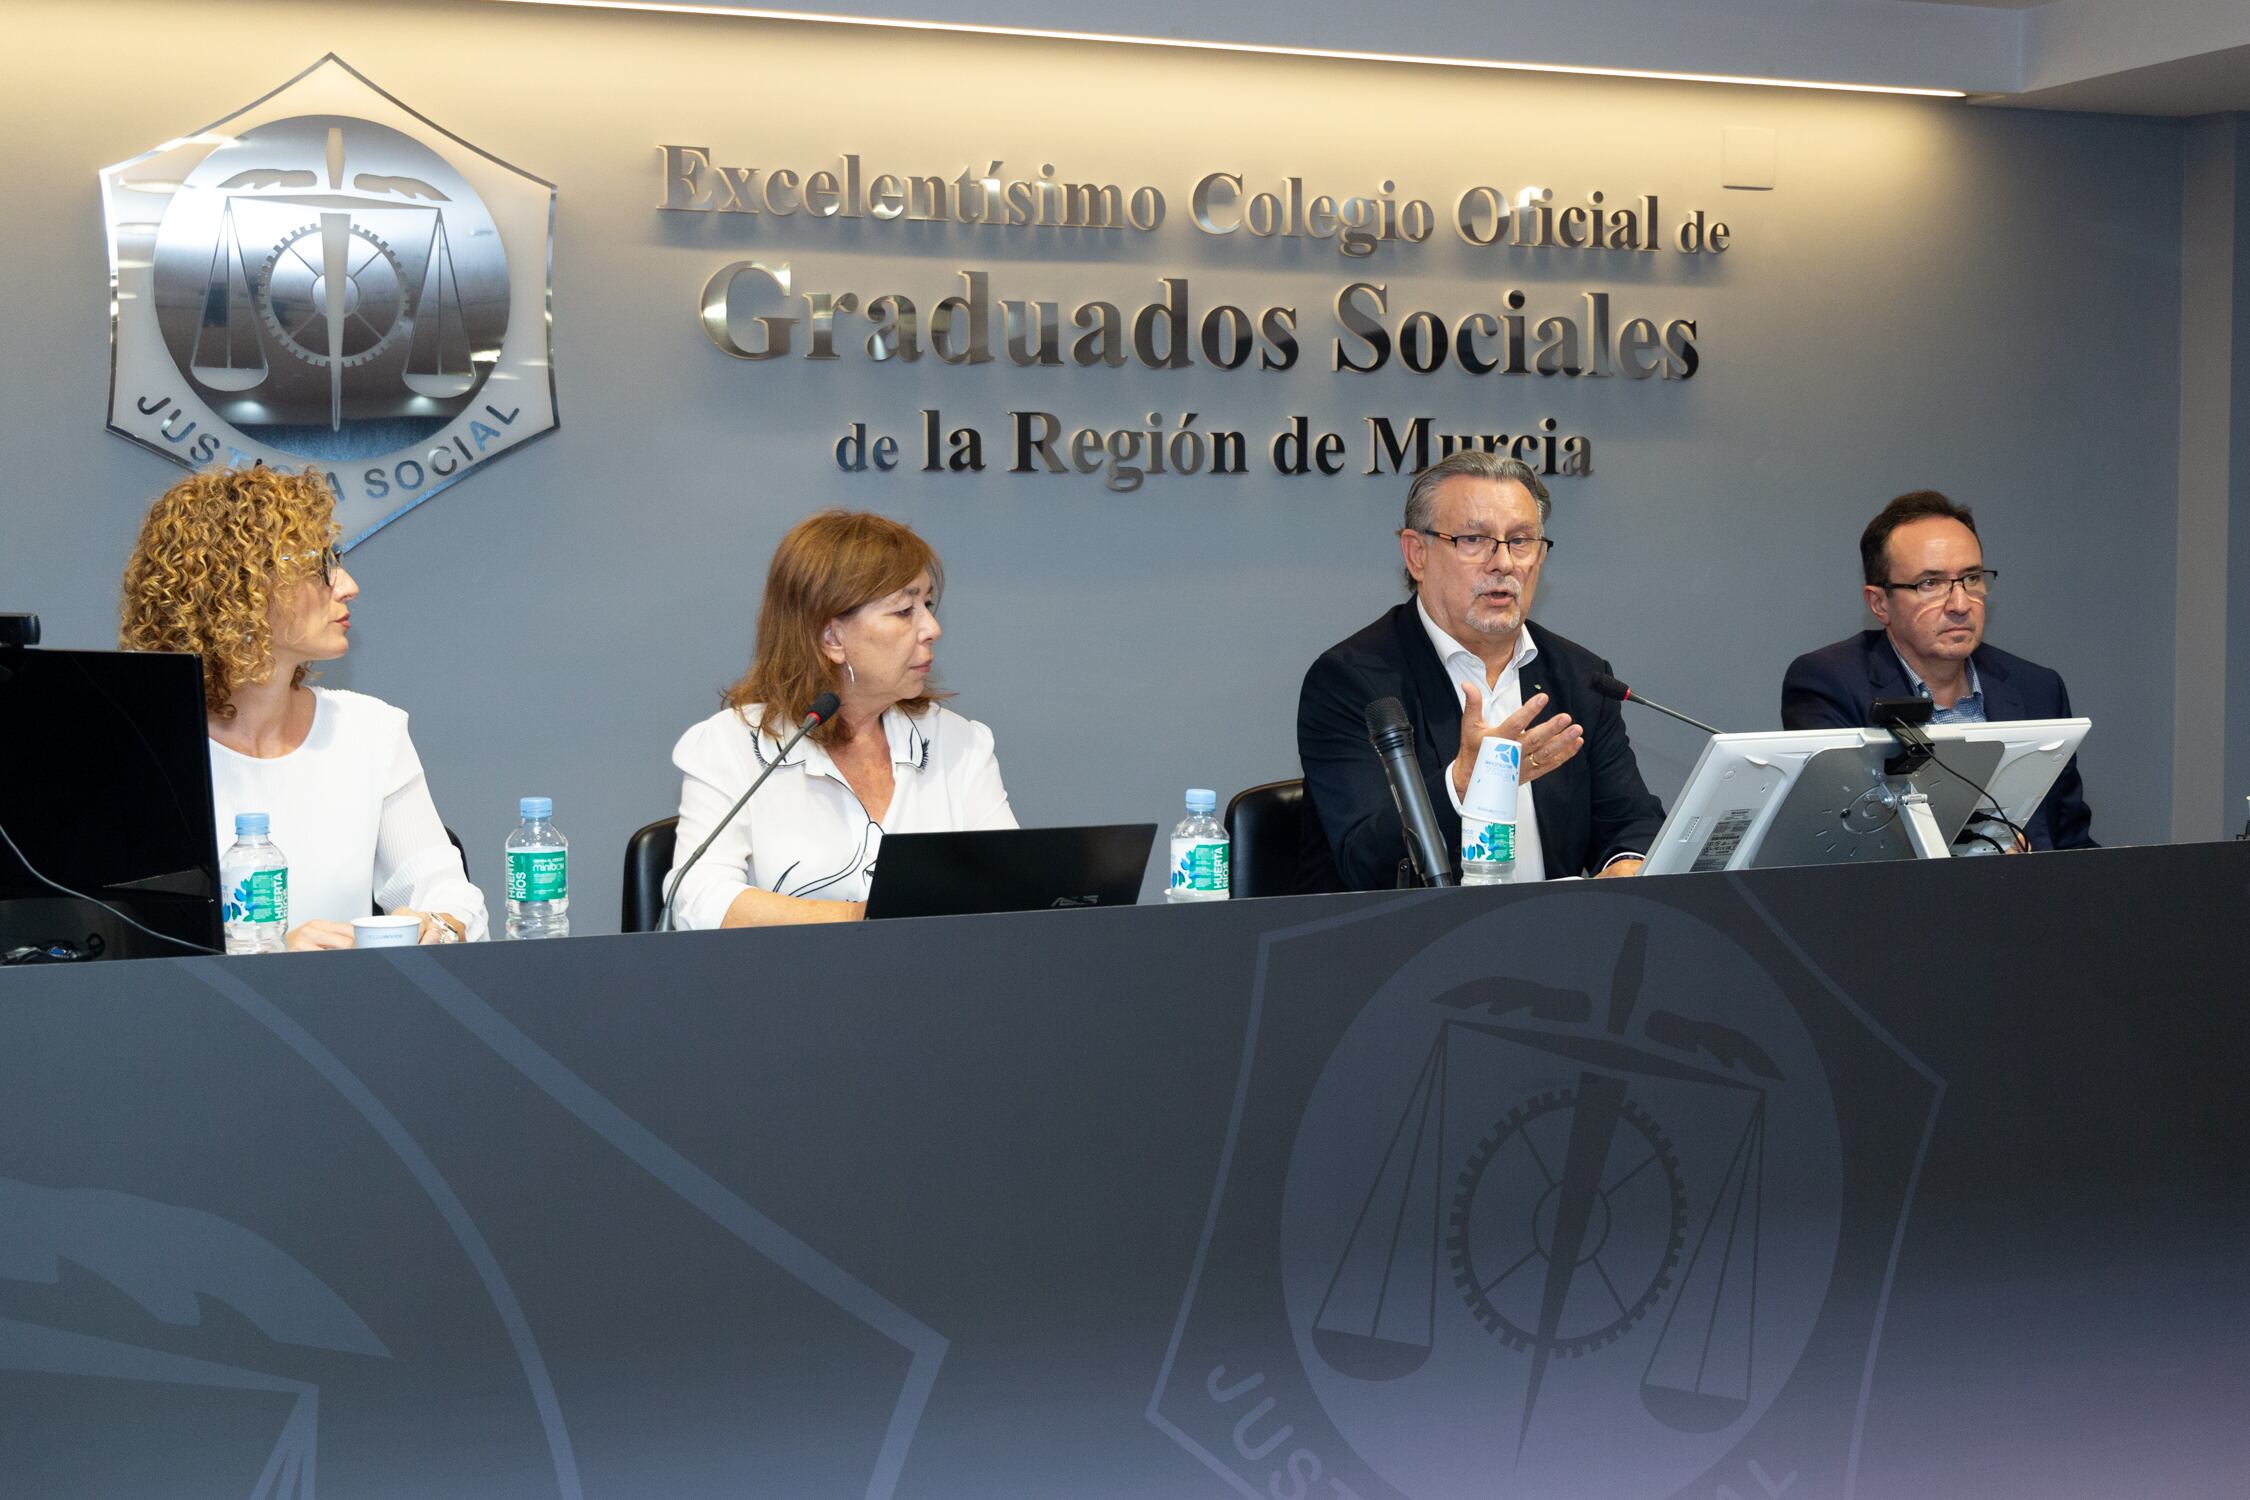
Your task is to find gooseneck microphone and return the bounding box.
[1590,673,1723,737]
[659,691,842,932]
[0,613,38,686]
[1363,696,1459,888]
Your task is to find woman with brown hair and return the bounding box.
[666,510,1014,928]
[120,465,486,947]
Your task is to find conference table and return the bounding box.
[2,842,2244,1500]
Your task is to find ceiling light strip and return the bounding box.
[473,0,1969,98]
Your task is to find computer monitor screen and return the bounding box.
[1640,718,2090,877]
[0,647,222,958]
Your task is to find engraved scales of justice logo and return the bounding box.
[163,119,499,435]
[1287,917,1845,1500]
[1301,923,1813,1462]
[100,57,556,546]
[1151,894,1907,1500]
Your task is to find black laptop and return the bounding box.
[863,824,1157,920]
[2,646,223,959]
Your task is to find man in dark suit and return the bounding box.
[1781,489,2095,850]
[1297,452,1666,891]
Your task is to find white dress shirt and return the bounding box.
[207,688,489,938]
[1417,598,1548,883]
[667,702,1016,930]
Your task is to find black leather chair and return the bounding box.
[1224,779,1306,899]
[620,817,679,933]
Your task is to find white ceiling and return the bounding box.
[2008,0,2250,111]
[472,0,2250,113]
[2010,38,2250,113]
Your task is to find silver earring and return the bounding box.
[845,660,857,685]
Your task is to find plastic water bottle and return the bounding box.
[1168,788,1231,902]
[1460,737,1521,886]
[504,796,570,939]
[220,813,289,954]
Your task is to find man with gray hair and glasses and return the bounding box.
[1781,489,2094,850]
[1296,451,1666,890]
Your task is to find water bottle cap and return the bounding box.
[520,796,553,820]
[234,812,269,838]
[1185,788,1217,813]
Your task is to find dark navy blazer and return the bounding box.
[1780,629,2096,851]
[1296,603,1666,891]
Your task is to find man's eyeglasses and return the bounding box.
[1415,529,1554,564]
[1880,568,1997,602]
[280,544,341,587]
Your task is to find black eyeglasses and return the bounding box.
[1414,529,1554,563]
[1880,568,1996,602]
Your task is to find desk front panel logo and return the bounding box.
[1152,893,1942,1500]
[100,56,556,548]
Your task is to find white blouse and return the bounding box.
[666,702,1016,930]
[207,688,489,939]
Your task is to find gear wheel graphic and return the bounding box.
[1447,1086,1687,1357]
[257,222,410,368]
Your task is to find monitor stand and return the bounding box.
[1752,741,2003,868]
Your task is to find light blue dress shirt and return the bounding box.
[1890,641,1987,725]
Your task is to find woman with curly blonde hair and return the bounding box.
[120,465,486,947]
[666,510,1014,929]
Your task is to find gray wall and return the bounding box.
[0,0,2223,927]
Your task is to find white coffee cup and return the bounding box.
[352,914,423,949]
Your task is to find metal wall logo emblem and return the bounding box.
[1151,892,1943,1500]
[99,56,556,548]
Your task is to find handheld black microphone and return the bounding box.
[1590,673,1722,736]
[1363,696,1459,889]
[659,691,842,931]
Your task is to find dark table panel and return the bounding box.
[2,844,2244,1499]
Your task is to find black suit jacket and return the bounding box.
[1296,604,1666,891]
[1780,629,2095,851]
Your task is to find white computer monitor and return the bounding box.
[1640,717,2090,876]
